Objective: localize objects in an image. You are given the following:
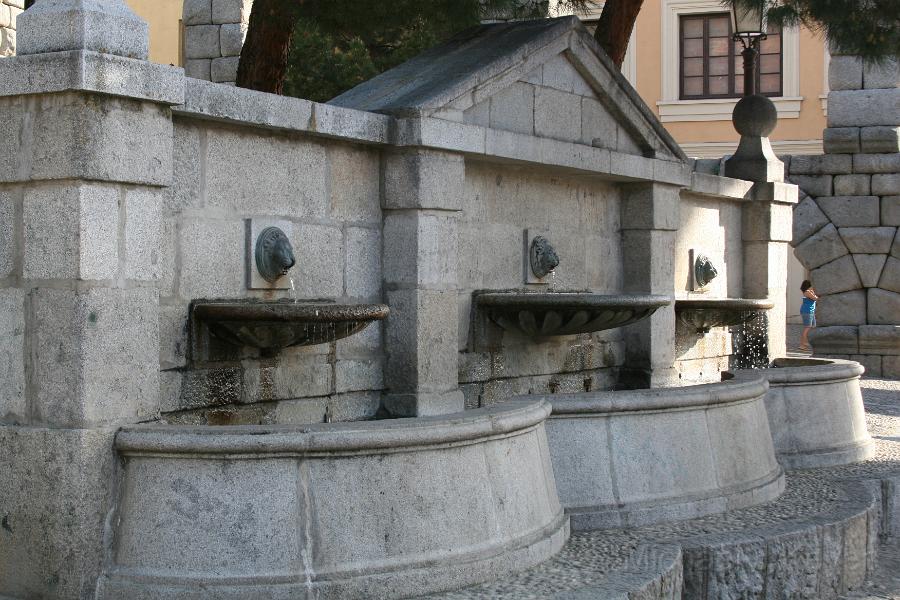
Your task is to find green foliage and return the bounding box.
[730,0,899,62]
[282,0,599,102]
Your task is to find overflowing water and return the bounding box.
[731,310,770,369]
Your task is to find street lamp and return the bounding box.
[731,2,767,96]
[724,1,783,182]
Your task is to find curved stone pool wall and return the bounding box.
[733,357,874,470]
[98,401,568,600]
[533,375,785,530]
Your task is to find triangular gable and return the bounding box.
[329,16,686,161]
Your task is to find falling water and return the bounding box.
[289,277,298,303]
[731,310,770,369]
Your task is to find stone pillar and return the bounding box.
[0,0,22,56]
[0,1,182,597]
[620,183,680,387]
[742,183,798,361]
[787,50,899,377]
[380,149,465,416]
[183,0,252,84]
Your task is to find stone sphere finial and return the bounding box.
[17,0,149,59]
[732,94,778,137]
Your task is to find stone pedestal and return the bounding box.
[0,1,183,596]
[381,149,465,416]
[620,182,679,387]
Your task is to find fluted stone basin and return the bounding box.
[192,300,389,351]
[675,298,774,333]
[475,293,671,337]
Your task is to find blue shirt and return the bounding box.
[801,296,816,313]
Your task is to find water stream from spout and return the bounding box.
[289,277,298,304]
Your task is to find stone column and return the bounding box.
[0,0,22,56]
[742,183,798,361]
[183,0,252,84]
[787,50,899,376]
[380,149,465,416]
[0,1,182,597]
[620,182,680,387]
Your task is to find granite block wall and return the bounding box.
[159,118,385,423]
[456,161,626,407]
[787,54,900,378]
[0,0,22,57]
[183,0,251,84]
[673,193,744,383]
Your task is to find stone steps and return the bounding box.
[418,435,900,600]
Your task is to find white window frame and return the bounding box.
[657,0,802,122]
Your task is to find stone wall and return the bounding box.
[787,53,900,378]
[0,0,22,57]
[182,0,251,84]
[159,117,384,424]
[457,162,626,407]
[673,192,744,382]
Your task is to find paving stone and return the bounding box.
[794,223,849,270]
[824,127,861,154]
[840,227,897,253]
[817,196,881,227]
[811,255,863,295]
[792,196,831,245]
[878,256,900,293]
[868,287,900,324]
[853,254,888,288]
[872,173,900,196]
[816,290,868,326]
[834,174,871,196]
[861,127,900,154]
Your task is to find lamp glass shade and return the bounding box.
[731,2,765,37]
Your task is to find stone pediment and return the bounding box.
[330,16,685,161]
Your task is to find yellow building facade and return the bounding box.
[129,0,828,157]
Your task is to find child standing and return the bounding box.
[799,280,818,351]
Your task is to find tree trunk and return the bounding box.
[235,0,305,94]
[594,0,644,70]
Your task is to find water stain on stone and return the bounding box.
[88,312,98,323]
[1,514,11,533]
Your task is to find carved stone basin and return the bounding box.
[475,292,671,337]
[192,300,389,351]
[675,298,774,334]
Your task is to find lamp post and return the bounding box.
[731,2,767,96]
[724,0,783,183]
